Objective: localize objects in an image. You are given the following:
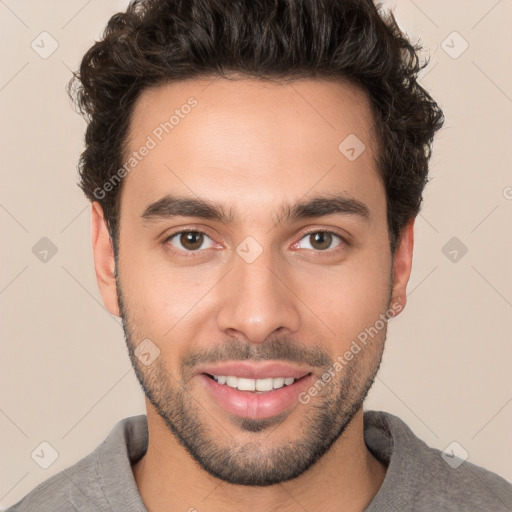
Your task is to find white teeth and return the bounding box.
[226,376,238,387]
[273,377,285,389]
[256,378,274,391]
[237,377,256,391]
[211,375,298,392]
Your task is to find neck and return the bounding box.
[132,404,387,512]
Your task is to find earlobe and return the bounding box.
[390,219,415,314]
[91,202,121,317]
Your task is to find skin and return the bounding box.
[91,77,414,512]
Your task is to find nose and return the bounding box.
[215,247,301,344]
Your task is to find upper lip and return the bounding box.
[196,361,312,380]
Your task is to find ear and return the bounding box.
[390,219,415,314]
[91,202,120,317]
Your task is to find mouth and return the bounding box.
[199,371,315,420]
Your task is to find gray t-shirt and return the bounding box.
[6,410,512,511]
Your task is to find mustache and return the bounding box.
[180,337,332,372]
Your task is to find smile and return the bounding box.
[208,374,297,393]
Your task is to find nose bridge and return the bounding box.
[216,242,300,343]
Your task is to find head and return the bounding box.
[70,0,443,486]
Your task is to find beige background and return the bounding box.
[1,0,511,508]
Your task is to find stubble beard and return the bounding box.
[116,275,388,486]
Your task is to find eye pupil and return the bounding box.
[180,232,203,250]
[310,232,332,250]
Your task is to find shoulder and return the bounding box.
[5,447,106,512]
[5,415,148,512]
[364,410,512,511]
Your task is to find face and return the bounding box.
[92,77,413,486]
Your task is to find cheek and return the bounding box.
[119,232,199,308]
[120,255,218,343]
[296,253,391,344]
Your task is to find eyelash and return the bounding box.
[163,229,348,257]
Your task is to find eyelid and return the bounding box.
[162,225,217,242]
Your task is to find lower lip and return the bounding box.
[199,373,314,420]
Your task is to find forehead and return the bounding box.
[121,77,383,221]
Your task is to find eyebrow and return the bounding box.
[141,193,370,225]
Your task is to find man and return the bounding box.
[7,0,511,510]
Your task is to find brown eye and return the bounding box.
[295,231,343,251]
[309,232,333,250]
[180,232,204,250]
[167,231,215,252]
